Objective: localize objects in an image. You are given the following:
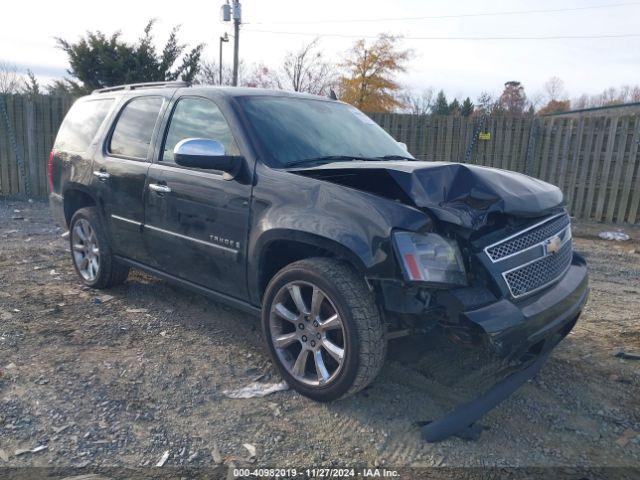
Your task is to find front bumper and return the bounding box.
[421,253,588,441]
[461,253,588,359]
[433,252,589,360]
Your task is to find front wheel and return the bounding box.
[262,258,386,401]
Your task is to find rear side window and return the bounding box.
[109,97,163,159]
[55,99,113,153]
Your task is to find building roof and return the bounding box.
[544,101,640,117]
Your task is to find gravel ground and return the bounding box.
[0,199,639,473]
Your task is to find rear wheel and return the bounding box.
[69,207,129,289]
[262,258,386,401]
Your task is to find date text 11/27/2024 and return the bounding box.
[232,468,401,477]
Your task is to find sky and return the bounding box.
[1,0,639,101]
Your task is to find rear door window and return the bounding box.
[109,96,164,160]
[55,99,114,153]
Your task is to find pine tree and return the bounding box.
[55,20,203,94]
[461,97,474,116]
[433,90,450,115]
[449,98,461,116]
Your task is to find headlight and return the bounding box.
[393,231,467,286]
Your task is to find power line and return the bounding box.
[243,30,640,41]
[245,1,640,25]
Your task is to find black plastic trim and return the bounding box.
[115,256,260,316]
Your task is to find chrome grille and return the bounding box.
[503,240,573,298]
[486,214,571,262]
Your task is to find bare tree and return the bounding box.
[398,87,434,115]
[197,59,281,89]
[543,76,566,102]
[476,91,496,115]
[197,59,244,86]
[244,63,281,89]
[282,38,335,95]
[528,92,546,110]
[618,85,640,103]
[0,61,22,94]
[570,84,640,109]
[572,94,589,110]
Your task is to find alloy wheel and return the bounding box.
[269,281,346,386]
[71,218,100,282]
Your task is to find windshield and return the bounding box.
[237,96,413,167]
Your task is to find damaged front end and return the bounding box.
[293,160,589,441]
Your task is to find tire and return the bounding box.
[69,207,129,289]
[262,257,386,401]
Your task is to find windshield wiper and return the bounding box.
[286,155,376,168]
[376,154,416,161]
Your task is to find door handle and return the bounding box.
[149,183,172,194]
[93,170,111,180]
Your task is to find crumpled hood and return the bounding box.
[293,161,564,230]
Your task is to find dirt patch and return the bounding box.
[0,199,639,470]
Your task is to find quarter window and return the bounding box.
[109,97,163,159]
[162,97,239,163]
[55,99,113,153]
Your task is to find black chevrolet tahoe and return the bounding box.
[49,81,589,441]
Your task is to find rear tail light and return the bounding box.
[48,150,54,191]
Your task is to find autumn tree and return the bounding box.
[460,97,474,116]
[538,99,571,115]
[432,90,450,115]
[55,20,203,94]
[338,35,411,112]
[282,38,335,95]
[498,81,527,115]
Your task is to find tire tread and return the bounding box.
[267,257,386,399]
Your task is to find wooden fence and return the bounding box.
[1,94,639,224]
[0,94,75,199]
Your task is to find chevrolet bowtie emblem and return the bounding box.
[546,235,562,255]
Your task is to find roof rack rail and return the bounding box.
[92,81,190,94]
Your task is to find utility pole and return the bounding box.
[219,32,229,85]
[221,0,241,86]
[232,0,241,86]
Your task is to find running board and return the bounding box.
[115,256,261,317]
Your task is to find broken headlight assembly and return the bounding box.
[393,231,467,287]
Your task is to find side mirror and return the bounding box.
[398,141,408,151]
[174,138,240,179]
